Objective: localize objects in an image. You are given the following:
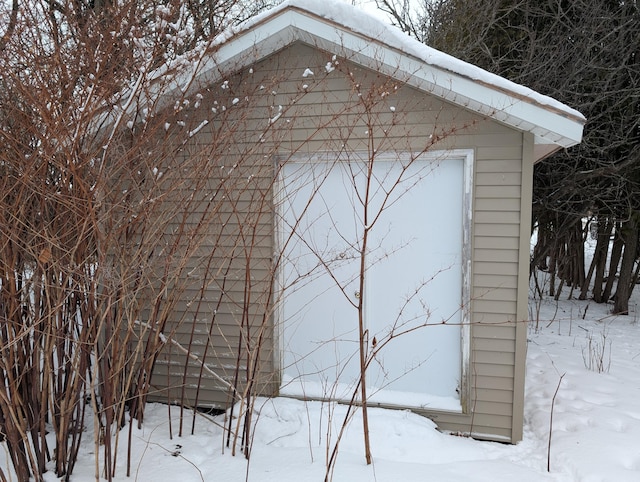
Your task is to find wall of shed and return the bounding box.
[149,42,529,443]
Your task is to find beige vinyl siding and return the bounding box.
[150,41,528,442]
[466,130,525,441]
[473,234,520,249]
[473,273,518,289]
[475,249,520,262]
[148,111,280,407]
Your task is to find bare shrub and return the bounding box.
[0,2,280,480]
[581,329,612,373]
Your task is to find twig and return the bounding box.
[547,372,565,472]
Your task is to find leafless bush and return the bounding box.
[0,2,281,480]
[581,329,612,373]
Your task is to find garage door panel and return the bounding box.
[278,153,466,410]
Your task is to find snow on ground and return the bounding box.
[14,279,635,481]
[526,285,640,481]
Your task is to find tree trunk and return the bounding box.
[532,216,550,271]
[627,258,640,300]
[548,241,557,297]
[613,215,639,314]
[575,222,586,288]
[602,222,623,302]
[589,218,613,302]
[566,223,585,298]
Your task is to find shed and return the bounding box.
[147,0,584,443]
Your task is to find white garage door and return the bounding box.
[276,151,470,411]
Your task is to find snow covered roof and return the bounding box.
[178,0,585,159]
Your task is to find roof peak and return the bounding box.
[165,0,584,155]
